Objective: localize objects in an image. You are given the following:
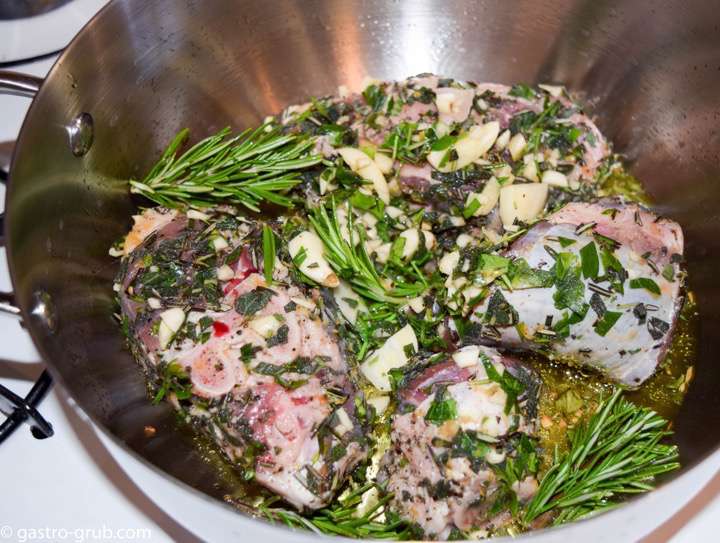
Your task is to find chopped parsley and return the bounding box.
[508,83,538,100]
[153,361,192,404]
[553,253,587,316]
[240,344,262,364]
[594,310,622,337]
[507,258,554,289]
[579,241,599,280]
[629,277,661,296]
[424,386,458,425]
[661,264,675,282]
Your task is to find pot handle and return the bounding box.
[0,71,42,317]
[0,71,42,98]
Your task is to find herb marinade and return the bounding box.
[115,76,692,540]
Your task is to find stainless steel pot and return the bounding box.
[3,0,720,540]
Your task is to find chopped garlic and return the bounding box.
[522,154,539,182]
[158,308,186,349]
[495,129,511,151]
[333,407,354,436]
[453,345,480,368]
[456,233,473,248]
[147,297,162,310]
[538,83,564,97]
[399,229,420,259]
[508,133,527,161]
[249,315,282,338]
[485,449,506,464]
[338,147,390,203]
[499,183,549,228]
[289,296,316,311]
[541,169,568,187]
[211,236,229,252]
[374,242,392,264]
[288,231,339,287]
[374,152,394,174]
[439,251,460,275]
[366,394,390,415]
[186,209,210,221]
[360,324,419,391]
[427,122,500,173]
[465,177,501,217]
[407,296,425,313]
[385,206,404,219]
[333,280,366,325]
[216,264,235,281]
[422,231,436,250]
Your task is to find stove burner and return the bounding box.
[0,0,72,20]
[0,371,54,443]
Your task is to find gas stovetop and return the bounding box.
[0,4,717,542]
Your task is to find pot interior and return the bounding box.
[6,0,720,528]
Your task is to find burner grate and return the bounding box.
[0,371,54,443]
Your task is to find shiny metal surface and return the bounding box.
[5,0,720,538]
[0,72,42,98]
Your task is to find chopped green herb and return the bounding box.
[235,287,275,316]
[362,84,386,112]
[629,277,661,296]
[262,224,276,284]
[254,356,321,389]
[579,241,599,280]
[153,361,192,404]
[661,264,675,282]
[478,254,511,282]
[266,324,289,348]
[594,310,622,336]
[509,83,538,100]
[553,253,587,316]
[481,355,525,414]
[463,196,481,219]
[507,258,554,289]
[240,344,262,364]
[484,289,519,326]
[292,245,308,268]
[425,386,458,425]
[647,317,670,340]
[430,134,456,152]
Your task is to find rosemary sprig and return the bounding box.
[523,389,680,525]
[129,124,322,211]
[262,224,276,284]
[258,484,409,540]
[309,199,423,304]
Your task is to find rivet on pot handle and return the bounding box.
[0,71,42,317]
